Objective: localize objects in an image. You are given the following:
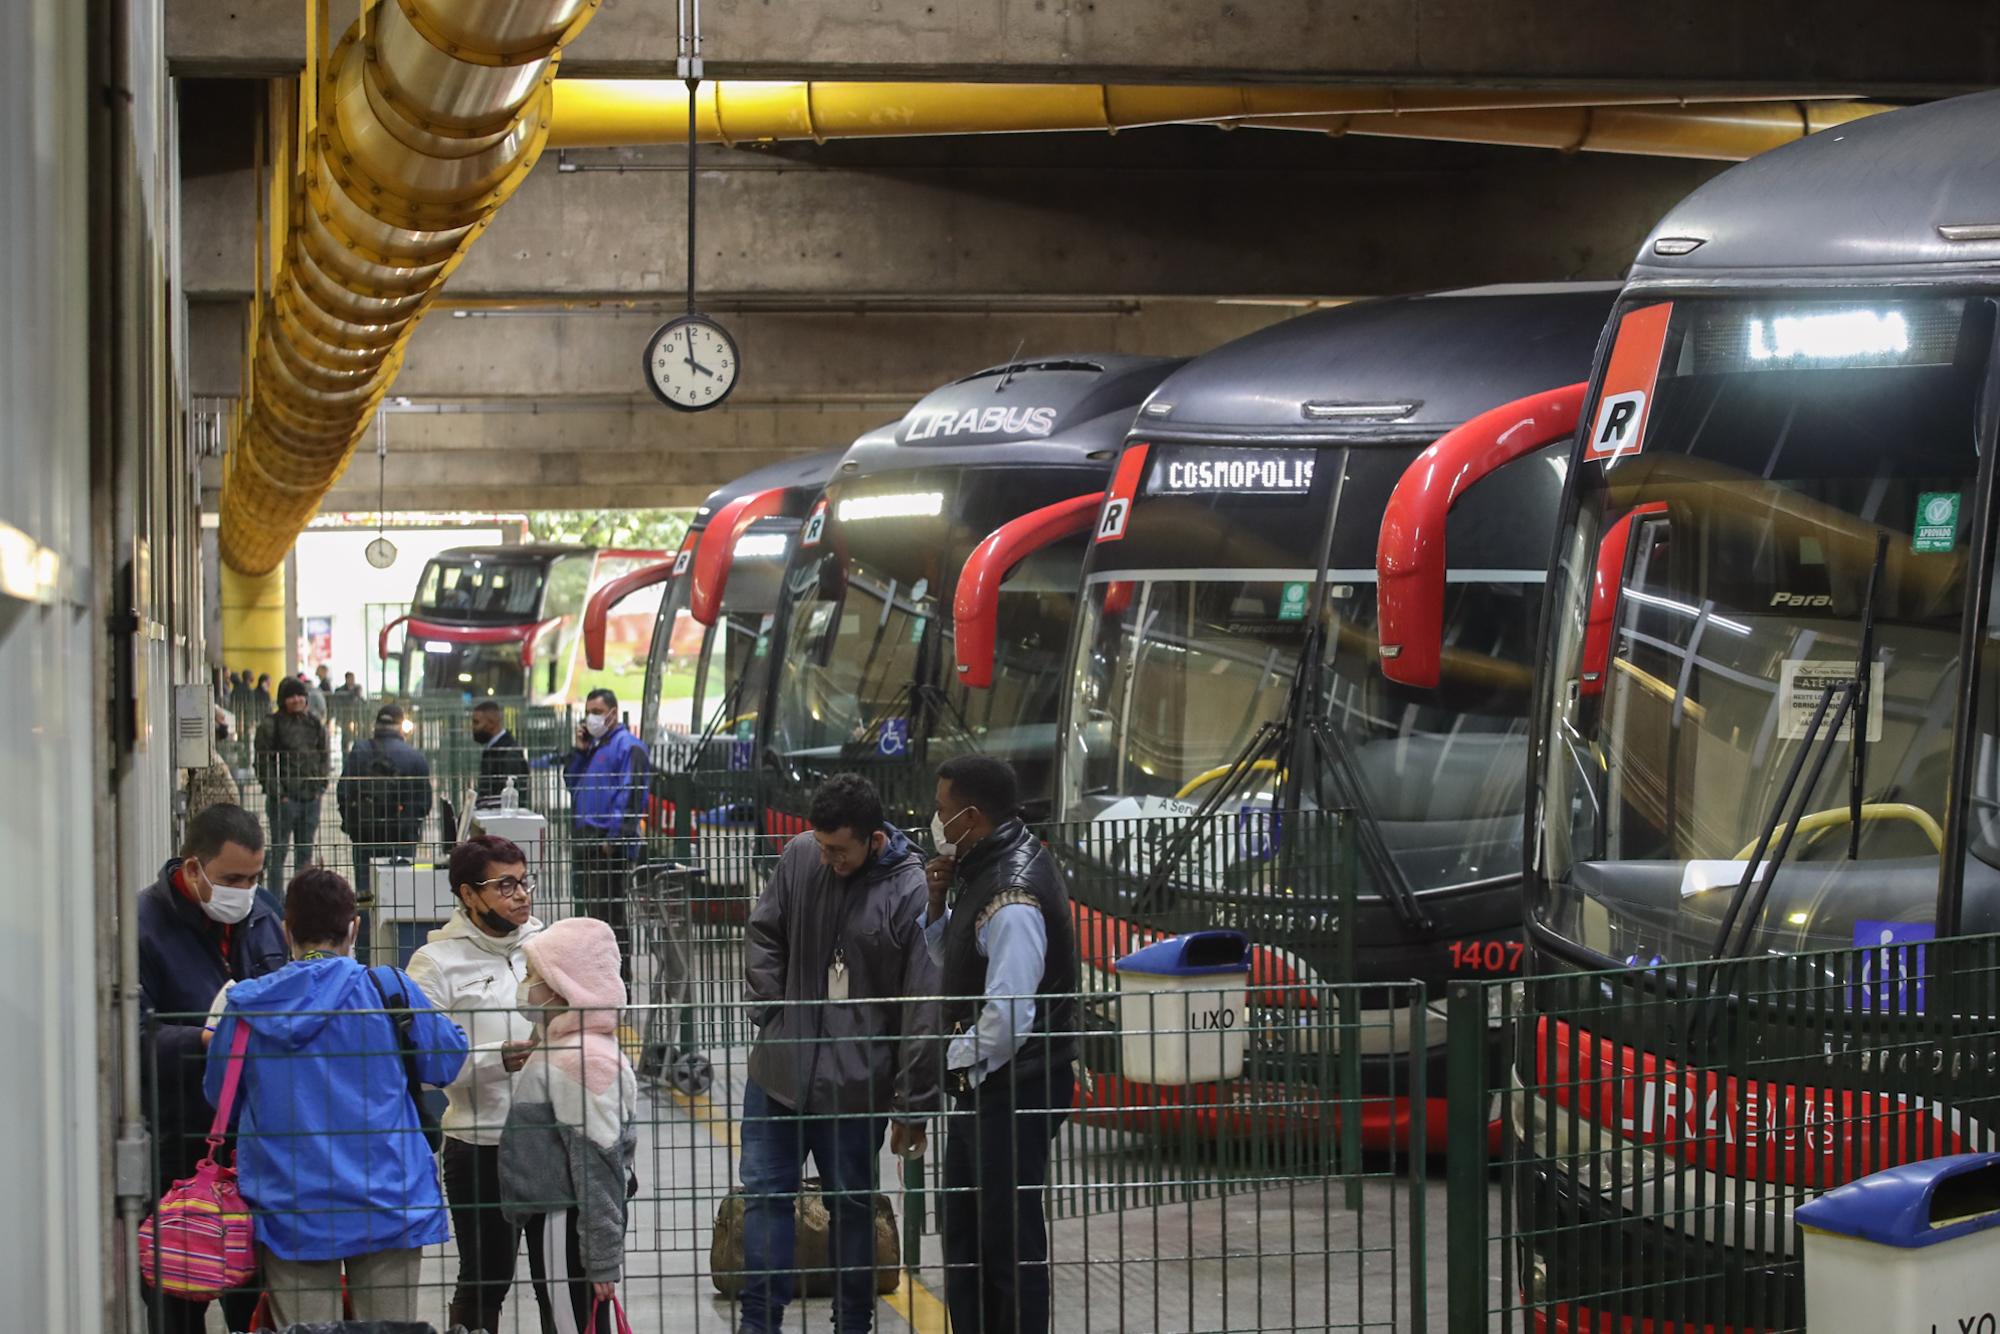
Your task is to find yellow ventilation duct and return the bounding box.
[1235,99,1886,161]
[218,0,599,576]
[545,80,1888,155]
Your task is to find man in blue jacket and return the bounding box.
[562,688,649,966]
[138,802,289,1334]
[206,866,467,1326]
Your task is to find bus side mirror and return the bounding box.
[1377,383,1587,688]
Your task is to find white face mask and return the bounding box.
[197,867,259,925]
[583,712,610,739]
[931,807,971,859]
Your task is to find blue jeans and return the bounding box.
[738,1078,885,1333]
[266,794,322,888]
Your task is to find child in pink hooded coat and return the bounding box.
[499,917,639,1334]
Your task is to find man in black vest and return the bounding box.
[921,754,1077,1334]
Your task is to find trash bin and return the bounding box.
[1113,930,1251,1085]
[1794,1152,2000,1334]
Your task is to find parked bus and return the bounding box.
[1054,286,1618,1144]
[1373,93,2000,1328]
[581,451,844,758]
[381,545,666,703]
[765,355,1183,826]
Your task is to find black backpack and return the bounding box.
[351,741,419,843]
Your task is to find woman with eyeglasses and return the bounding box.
[406,834,545,1334]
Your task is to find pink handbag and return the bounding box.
[139,1023,258,1298]
[588,1294,635,1334]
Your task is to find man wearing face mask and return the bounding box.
[137,803,289,1334]
[562,688,649,962]
[736,773,940,1334]
[920,754,1078,1334]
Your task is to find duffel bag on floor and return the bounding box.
[710,1179,901,1297]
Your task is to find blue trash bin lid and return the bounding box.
[1795,1152,2000,1248]
[1114,930,1251,976]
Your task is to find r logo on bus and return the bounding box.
[1097,497,1131,542]
[1590,390,1647,460]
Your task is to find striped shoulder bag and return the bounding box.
[139,1022,257,1298]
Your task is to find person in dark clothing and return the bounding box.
[336,704,434,953]
[138,803,289,1334]
[738,774,941,1334]
[228,672,256,739]
[561,688,648,961]
[252,672,273,716]
[470,700,531,808]
[253,676,331,889]
[921,755,1078,1334]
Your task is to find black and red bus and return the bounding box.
[1374,93,2000,1329]
[765,355,1183,826]
[1055,285,1619,1146]
[382,544,666,703]
[581,450,844,761]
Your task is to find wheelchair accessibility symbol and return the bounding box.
[877,718,909,758]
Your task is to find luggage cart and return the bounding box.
[630,858,717,1096]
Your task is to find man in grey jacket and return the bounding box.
[738,773,941,1334]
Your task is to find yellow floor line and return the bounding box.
[882,1270,952,1334]
[667,1082,741,1154]
[669,1080,950,1332]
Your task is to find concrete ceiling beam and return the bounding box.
[184,138,1720,301]
[167,0,1994,91]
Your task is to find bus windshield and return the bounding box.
[638,525,798,772]
[769,466,1099,810]
[1536,295,1993,965]
[415,557,550,623]
[1061,441,1558,894]
[640,567,702,743]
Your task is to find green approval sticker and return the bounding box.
[1913,492,1961,553]
[1277,581,1309,622]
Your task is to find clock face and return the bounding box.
[644,316,740,412]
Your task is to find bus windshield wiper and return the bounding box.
[680,667,753,776]
[1136,717,1286,912]
[915,680,980,750]
[1285,612,1432,934]
[1847,532,1889,858]
[1709,676,1855,961]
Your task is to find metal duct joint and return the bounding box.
[219,0,598,576]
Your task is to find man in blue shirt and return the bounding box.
[562,688,649,966]
[919,755,1078,1334]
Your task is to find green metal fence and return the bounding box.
[148,980,1432,1333]
[1443,933,2000,1334]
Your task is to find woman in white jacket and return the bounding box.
[406,834,544,1334]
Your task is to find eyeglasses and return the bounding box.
[476,874,536,899]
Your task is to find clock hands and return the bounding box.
[684,353,716,379]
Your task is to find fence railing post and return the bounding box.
[902,1152,924,1275]
[1445,980,1491,1334]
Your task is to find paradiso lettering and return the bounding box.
[904,404,1059,441]
[1158,456,1316,494]
[1538,1019,1982,1186]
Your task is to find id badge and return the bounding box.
[827,948,850,1001]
